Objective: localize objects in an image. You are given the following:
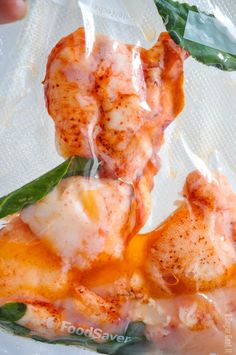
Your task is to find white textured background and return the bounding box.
[0,0,236,354]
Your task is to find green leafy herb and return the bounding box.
[0,303,27,322]
[0,156,98,219]
[113,339,152,355]
[0,308,151,355]
[0,322,31,336]
[32,334,97,348]
[29,321,152,354]
[125,321,146,337]
[97,322,151,355]
[154,0,236,71]
[0,302,30,336]
[31,329,149,355]
[97,337,149,355]
[97,341,124,354]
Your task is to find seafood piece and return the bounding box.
[130,288,236,355]
[21,176,136,270]
[0,217,70,301]
[145,171,236,293]
[62,285,121,327]
[18,293,120,338]
[0,171,236,352]
[17,301,63,338]
[44,28,185,183]
[0,218,124,333]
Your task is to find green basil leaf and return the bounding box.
[125,321,146,337]
[0,321,31,336]
[30,335,49,343]
[31,333,97,352]
[97,336,149,355]
[113,339,152,355]
[97,322,149,355]
[0,303,27,322]
[0,318,152,355]
[32,332,145,354]
[154,0,236,71]
[0,156,98,218]
[97,341,124,354]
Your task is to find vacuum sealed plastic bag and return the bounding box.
[0,0,236,354]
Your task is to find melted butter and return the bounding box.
[80,190,100,221]
[125,233,149,268]
[80,261,125,288]
[126,232,180,298]
[0,231,72,300]
[78,231,180,298]
[79,234,149,289]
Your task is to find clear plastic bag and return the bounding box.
[0,0,236,354]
